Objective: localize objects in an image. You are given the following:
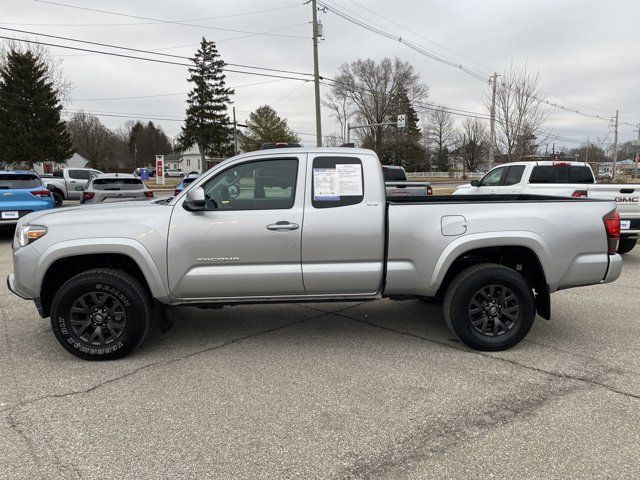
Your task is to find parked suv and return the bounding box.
[80,174,154,204]
[0,171,55,224]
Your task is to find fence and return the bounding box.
[406,171,483,179]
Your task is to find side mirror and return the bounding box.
[470,180,480,187]
[182,187,206,211]
[75,185,85,191]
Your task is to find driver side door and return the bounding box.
[167,155,306,299]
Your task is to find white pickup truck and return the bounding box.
[43,168,103,207]
[8,148,622,360]
[454,161,640,253]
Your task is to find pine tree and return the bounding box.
[238,105,300,152]
[0,47,73,167]
[178,38,234,165]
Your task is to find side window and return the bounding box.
[69,170,90,180]
[312,156,364,209]
[480,167,505,186]
[201,158,297,211]
[504,165,526,186]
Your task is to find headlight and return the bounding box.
[16,225,48,247]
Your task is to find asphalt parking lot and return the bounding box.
[1,225,639,480]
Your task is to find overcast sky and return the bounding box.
[2,0,639,152]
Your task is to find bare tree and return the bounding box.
[490,63,548,162]
[460,118,488,171]
[66,111,118,171]
[425,106,456,171]
[325,57,428,151]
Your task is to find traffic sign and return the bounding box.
[397,114,406,129]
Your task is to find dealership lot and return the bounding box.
[1,225,639,479]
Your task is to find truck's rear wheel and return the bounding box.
[50,269,151,360]
[443,264,535,351]
[617,238,637,254]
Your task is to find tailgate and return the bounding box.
[587,184,640,218]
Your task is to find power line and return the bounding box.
[71,79,290,102]
[2,3,303,27]
[341,0,494,74]
[0,36,313,82]
[316,0,487,83]
[0,27,315,78]
[319,1,636,127]
[34,0,309,39]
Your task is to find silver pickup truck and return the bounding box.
[43,167,103,207]
[8,147,622,360]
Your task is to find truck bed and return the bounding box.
[384,194,617,298]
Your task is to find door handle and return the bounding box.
[266,221,299,231]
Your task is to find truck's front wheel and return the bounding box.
[50,269,151,360]
[443,264,535,351]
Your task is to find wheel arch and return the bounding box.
[38,240,167,317]
[431,234,550,300]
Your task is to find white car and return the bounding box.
[164,169,184,178]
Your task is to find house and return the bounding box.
[163,146,226,174]
[32,153,90,174]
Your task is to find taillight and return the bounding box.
[427,185,433,196]
[31,189,51,197]
[144,191,154,198]
[82,192,95,202]
[603,210,620,254]
[572,190,587,198]
[174,189,181,196]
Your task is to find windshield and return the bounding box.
[0,174,41,189]
[92,178,144,190]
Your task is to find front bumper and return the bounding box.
[602,254,623,284]
[7,273,29,299]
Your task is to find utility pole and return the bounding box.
[311,0,322,147]
[232,106,237,156]
[488,73,497,166]
[612,109,619,180]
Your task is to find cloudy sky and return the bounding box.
[2,0,639,151]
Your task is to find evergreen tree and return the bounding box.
[377,88,426,170]
[178,38,234,164]
[0,47,73,167]
[238,105,300,152]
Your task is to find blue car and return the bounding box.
[0,170,55,225]
[174,172,200,196]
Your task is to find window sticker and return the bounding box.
[313,168,340,201]
[336,164,363,196]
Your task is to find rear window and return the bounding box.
[0,174,41,189]
[92,178,144,190]
[529,165,594,184]
[382,167,406,181]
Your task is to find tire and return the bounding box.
[443,263,535,351]
[50,269,152,360]
[617,238,637,254]
[51,191,63,208]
